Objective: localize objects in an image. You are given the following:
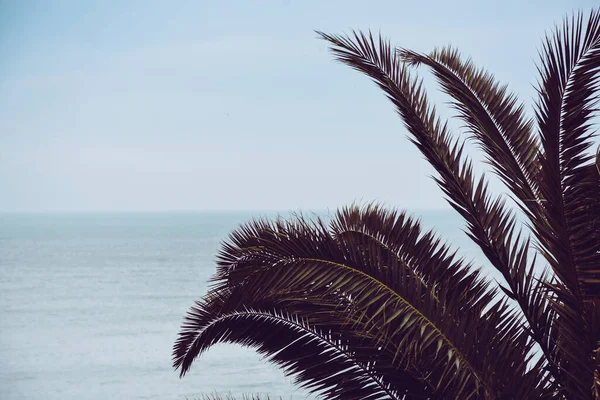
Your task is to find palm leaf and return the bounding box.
[533,9,600,398]
[534,8,600,297]
[317,31,558,387]
[177,306,406,400]
[196,208,544,398]
[399,47,541,217]
[176,286,434,399]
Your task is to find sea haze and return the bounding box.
[0,210,482,399]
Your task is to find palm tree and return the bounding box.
[173,9,600,399]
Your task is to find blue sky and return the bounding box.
[0,0,596,212]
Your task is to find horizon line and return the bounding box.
[0,207,454,214]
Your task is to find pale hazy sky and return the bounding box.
[1,0,596,212]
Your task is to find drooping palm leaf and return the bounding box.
[179,306,404,399]
[174,223,431,399]
[176,285,434,399]
[175,206,547,399]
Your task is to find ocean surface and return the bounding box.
[0,210,485,400]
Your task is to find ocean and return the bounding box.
[0,210,484,400]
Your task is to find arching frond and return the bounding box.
[399,47,541,216]
[182,208,545,398]
[174,285,434,399]
[176,306,411,400]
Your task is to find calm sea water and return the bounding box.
[0,210,483,400]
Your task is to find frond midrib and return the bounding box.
[295,256,493,398]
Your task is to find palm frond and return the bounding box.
[534,7,600,295]
[317,31,557,386]
[533,9,600,398]
[399,47,541,218]
[197,208,544,398]
[177,286,434,399]
[175,244,429,399]
[176,306,411,400]
[329,204,491,313]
